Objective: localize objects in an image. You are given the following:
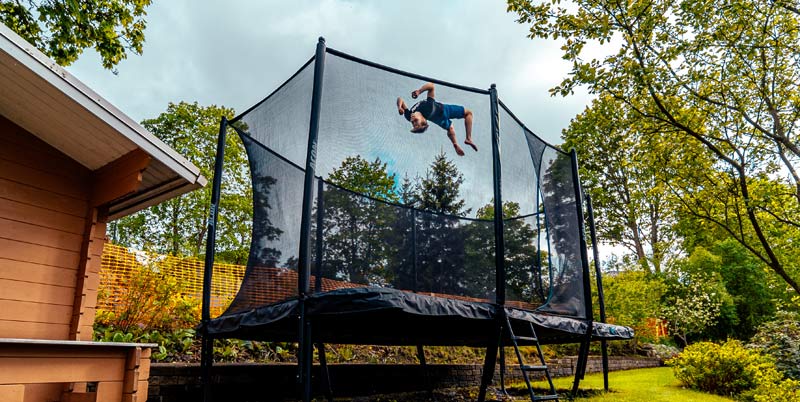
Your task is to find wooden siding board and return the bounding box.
[0,120,91,180]
[0,198,86,234]
[0,217,84,251]
[0,300,73,324]
[0,178,87,217]
[0,259,77,287]
[0,321,70,339]
[0,159,88,200]
[0,238,81,269]
[0,279,75,305]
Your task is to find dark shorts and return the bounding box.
[432,104,466,130]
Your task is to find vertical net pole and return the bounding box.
[201,116,228,402]
[490,84,505,305]
[314,178,324,293]
[587,194,609,391]
[298,37,327,402]
[569,148,594,396]
[479,83,503,402]
[412,208,418,292]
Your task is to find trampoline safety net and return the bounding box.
[218,46,589,323]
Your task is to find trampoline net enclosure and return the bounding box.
[218,46,590,325]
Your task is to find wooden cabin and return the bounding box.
[0,24,206,402]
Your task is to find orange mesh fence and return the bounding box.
[99,243,245,317]
[100,242,537,317]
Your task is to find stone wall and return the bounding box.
[147,357,662,402]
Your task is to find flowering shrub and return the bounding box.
[669,340,773,396]
[670,339,800,400]
[96,254,200,333]
[748,311,800,380]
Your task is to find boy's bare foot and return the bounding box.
[465,139,478,152]
[453,143,465,156]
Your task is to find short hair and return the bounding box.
[411,121,429,133]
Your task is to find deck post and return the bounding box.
[200,116,228,402]
[297,36,327,402]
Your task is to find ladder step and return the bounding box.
[514,335,539,342]
[533,395,560,401]
[521,365,549,371]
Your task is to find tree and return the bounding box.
[564,95,678,273]
[320,156,399,285]
[602,270,666,350]
[662,248,732,347]
[413,151,469,294]
[1,0,152,70]
[109,102,251,262]
[508,0,800,296]
[465,201,539,302]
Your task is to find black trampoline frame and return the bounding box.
[199,37,616,401]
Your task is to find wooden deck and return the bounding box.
[0,338,155,402]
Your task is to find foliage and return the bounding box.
[602,270,666,347]
[662,248,731,346]
[668,340,779,397]
[321,156,399,284]
[507,0,800,297]
[1,0,151,70]
[464,201,540,301]
[95,253,200,333]
[748,311,800,380]
[413,151,468,215]
[748,378,800,402]
[109,102,252,263]
[563,94,677,273]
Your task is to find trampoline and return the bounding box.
[200,38,633,402]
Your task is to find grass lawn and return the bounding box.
[519,366,734,401]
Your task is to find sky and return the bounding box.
[66,0,595,146]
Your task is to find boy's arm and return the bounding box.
[411,82,435,99]
[397,97,407,115]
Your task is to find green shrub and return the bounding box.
[750,378,800,402]
[668,340,775,396]
[748,311,800,380]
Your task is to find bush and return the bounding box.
[96,259,200,333]
[668,340,775,396]
[748,311,800,380]
[749,378,800,402]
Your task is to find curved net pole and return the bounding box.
[298,37,327,402]
[201,116,228,402]
[570,148,595,397]
[587,193,609,391]
[478,83,504,402]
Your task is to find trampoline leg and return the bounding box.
[316,343,333,402]
[499,331,507,396]
[571,338,590,397]
[601,339,609,391]
[417,345,432,396]
[201,334,213,402]
[478,326,501,402]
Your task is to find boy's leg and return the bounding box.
[463,109,477,151]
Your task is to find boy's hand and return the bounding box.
[411,89,420,99]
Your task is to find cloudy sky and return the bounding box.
[66,0,595,146]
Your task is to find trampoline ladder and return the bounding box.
[504,315,559,401]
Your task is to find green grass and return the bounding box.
[520,367,734,401]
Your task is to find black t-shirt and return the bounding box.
[404,97,443,122]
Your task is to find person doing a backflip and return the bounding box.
[397,82,476,156]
